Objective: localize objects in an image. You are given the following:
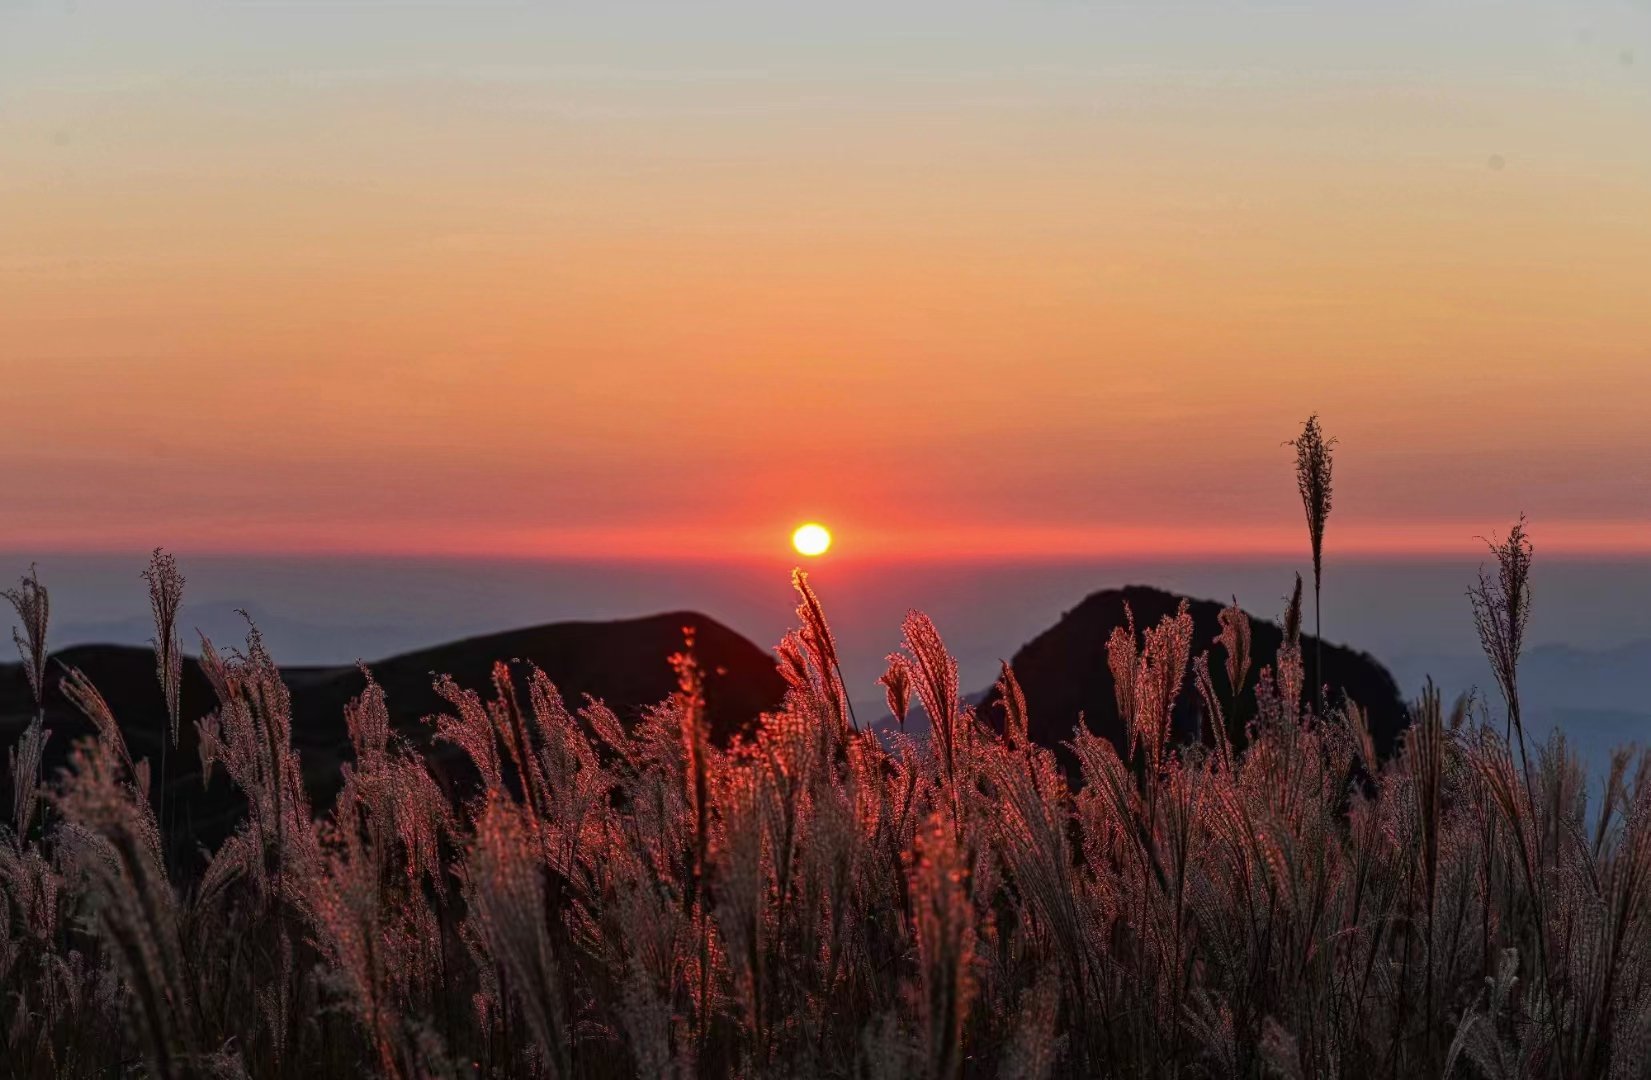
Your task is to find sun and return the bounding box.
[791,522,832,557]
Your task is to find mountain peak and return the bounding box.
[978,585,1408,770]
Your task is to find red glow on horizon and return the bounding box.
[5,518,1649,563]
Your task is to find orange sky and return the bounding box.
[2,3,1648,560]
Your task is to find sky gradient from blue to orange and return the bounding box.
[2,1,1648,561]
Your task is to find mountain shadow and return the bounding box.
[976,585,1409,775]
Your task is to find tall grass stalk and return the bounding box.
[142,550,185,852]
[1290,414,1335,715]
[5,567,50,839]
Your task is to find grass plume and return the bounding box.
[1289,414,1335,714]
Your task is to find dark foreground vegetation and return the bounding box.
[4,423,1649,1079]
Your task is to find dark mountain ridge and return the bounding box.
[0,611,786,858]
[2,588,1410,864]
[975,585,1409,773]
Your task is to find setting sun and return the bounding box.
[792,523,832,557]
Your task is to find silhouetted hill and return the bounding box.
[290,611,785,750]
[0,611,783,860]
[976,585,1409,773]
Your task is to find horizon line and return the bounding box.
[3,519,1649,563]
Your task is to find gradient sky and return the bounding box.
[3,1,1648,560]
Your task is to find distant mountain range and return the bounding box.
[1391,640,1651,716]
[1391,640,1651,774]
